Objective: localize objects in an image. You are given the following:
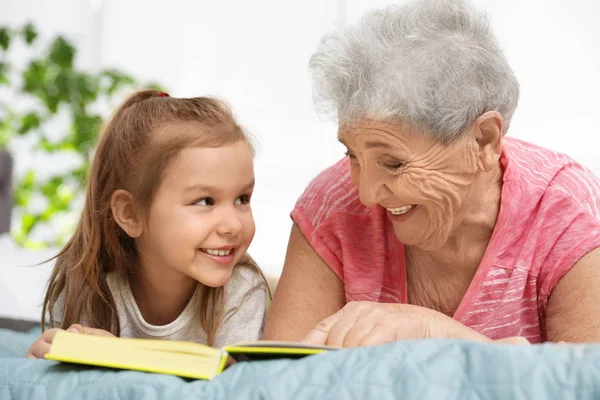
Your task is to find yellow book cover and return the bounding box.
[45,331,335,380]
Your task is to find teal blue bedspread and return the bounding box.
[1,328,600,399]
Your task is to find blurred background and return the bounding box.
[0,0,599,323]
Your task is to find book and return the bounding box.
[45,331,336,380]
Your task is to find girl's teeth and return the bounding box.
[387,205,414,215]
[204,249,232,256]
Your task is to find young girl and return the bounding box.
[27,90,269,358]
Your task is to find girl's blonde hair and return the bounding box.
[42,90,268,345]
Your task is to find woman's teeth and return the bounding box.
[387,205,414,215]
[203,249,232,256]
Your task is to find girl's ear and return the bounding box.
[110,189,143,238]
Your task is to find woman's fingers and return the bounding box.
[340,320,376,348]
[304,303,383,347]
[304,301,456,348]
[327,310,361,347]
[302,312,343,345]
[358,324,398,347]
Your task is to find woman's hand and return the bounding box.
[26,324,115,359]
[302,301,527,347]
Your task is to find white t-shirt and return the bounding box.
[55,264,267,348]
[106,264,267,348]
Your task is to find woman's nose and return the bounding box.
[357,165,386,207]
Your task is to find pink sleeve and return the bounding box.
[289,160,352,281]
[538,163,600,312]
[291,206,343,280]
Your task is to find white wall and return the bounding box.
[1,0,600,281]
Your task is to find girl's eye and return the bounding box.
[235,194,251,205]
[195,197,215,206]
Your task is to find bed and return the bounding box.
[1,327,600,399]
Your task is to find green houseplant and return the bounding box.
[0,23,163,248]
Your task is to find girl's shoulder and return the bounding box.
[226,263,267,296]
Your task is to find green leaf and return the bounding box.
[13,191,30,207]
[72,72,100,109]
[70,163,90,185]
[20,213,38,235]
[0,133,9,149]
[12,169,36,207]
[18,112,42,134]
[41,176,64,198]
[0,116,13,148]
[56,185,75,204]
[59,142,77,151]
[71,113,102,153]
[0,28,11,51]
[101,69,135,95]
[12,230,25,245]
[40,206,58,222]
[22,60,48,94]
[37,138,57,152]
[48,36,75,69]
[0,62,9,85]
[22,239,46,250]
[46,94,61,113]
[22,169,36,189]
[22,23,37,44]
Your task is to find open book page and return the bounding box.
[46,331,226,380]
[103,336,221,356]
[223,340,339,361]
[227,340,339,350]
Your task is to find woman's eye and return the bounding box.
[235,194,251,205]
[345,150,357,160]
[195,197,215,206]
[382,161,404,170]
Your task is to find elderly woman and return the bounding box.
[263,0,600,345]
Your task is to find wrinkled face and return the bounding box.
[339,120,483,250]
[137,139,256,287]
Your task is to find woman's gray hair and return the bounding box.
[309,0,520,143]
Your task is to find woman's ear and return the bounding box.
[473,111,503,172]
[110,189,143,238]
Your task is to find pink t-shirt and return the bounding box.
[291,137,600,343]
